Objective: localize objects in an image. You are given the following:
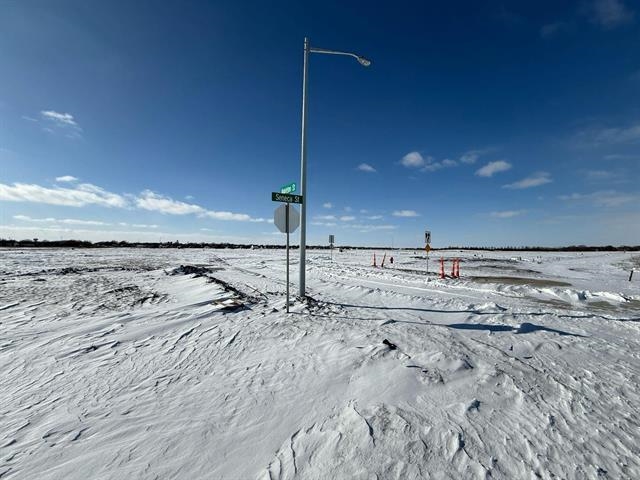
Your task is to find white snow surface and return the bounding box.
[1,248,639,479]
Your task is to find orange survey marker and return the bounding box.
[439,257,445,279]
[372,253,377,267]
[450,259,456,277]
[455,259,461,278]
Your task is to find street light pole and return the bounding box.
[299,37,310,298]
[298,38,371,298]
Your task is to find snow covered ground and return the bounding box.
[1,247,639,479]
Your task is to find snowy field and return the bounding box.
[1,247,639,480]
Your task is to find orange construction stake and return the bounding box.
[440,257,445,279]
[455,259,461,278]
[372,253,377,267]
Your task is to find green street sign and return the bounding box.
[272,192,303,204]
[280,182,297,194]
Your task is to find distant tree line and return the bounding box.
[1,238,638,252]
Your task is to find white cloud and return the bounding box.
[40,110,83,138]
[584,0,635,29]
[202,210,253,222]
[135,190,204,215]
[392,210,420,217]
[399,151,464,173]
[1,180,265,223]
[41,110,78,126]
[400,151,426,168]
[490,210,526,218]
[13,215,110,226]
[0,181,128,208]
[119,222,159,229]
[0,224,255,244]
[357,163,377,173]
[503,172,552,189]
[365,215,383,220]
[340,216,355,221]
[475,160,512,177]
[310,221,337,227]
[55,175,78,183]
[323,202,333,209]
[314,215,336,221]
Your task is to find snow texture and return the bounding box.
[1,248,639,479]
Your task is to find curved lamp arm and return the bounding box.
[309,46,372,67]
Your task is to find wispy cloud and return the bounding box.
[339,216,356,221]
[459,150,479,164]
[574,122,640,146]
[314,215,336,221]
[559,190,637,207]
[55,175,78,183]
[310,221,337,227]
[357,163,377,173]
[365,215,383,220]
[490,210,526,218]
[583,0,635,29]
[40,110,83,138]
[0,181,128,208]
[13,215,110,226]
[322,202,333,209]
[392,210,420,217]
[604,153,639,160]
[475,160,512,177]
[503,172,552,189]
[584,169,622,181]
[349,223,397,232]
[540,21,569,38]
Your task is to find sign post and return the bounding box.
[425,230,432,274]
[274,198,301,312]
[329,234,335,262]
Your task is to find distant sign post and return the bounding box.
[425,230,432,274]
[329,234,335,262]
[273,197,301,313]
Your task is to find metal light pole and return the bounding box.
[298,37,371,297]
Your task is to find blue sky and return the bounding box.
[1,0,639,247]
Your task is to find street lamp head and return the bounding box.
[357,56,372,67]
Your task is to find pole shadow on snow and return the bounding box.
[444,322,585,337]
[320,302,586,337]
[323,302,497,316]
